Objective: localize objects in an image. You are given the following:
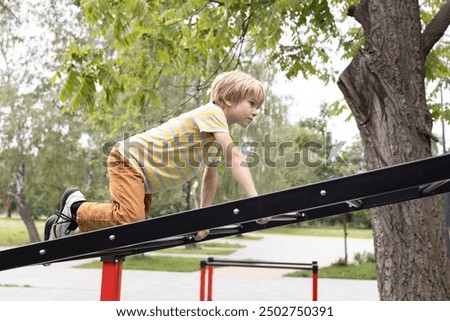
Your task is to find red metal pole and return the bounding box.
[100,256,125,301]
[207,265,214,301]
[312,261,318,301]
[199,261,206,301]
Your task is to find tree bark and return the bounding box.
[338,0,450,300]
[14,159,40,243]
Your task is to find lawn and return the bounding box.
[1,215,376,279]
[286,262,376,280]
[77,255,203,272]
[264,225,373,239]
[76,254,377,280]
[159,241,245,255]
[0,215,372,246]
[0,216,45,246]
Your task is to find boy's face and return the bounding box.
[225,97,261,128]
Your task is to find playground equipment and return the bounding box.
[199,258,318,301]
[0,153,449,300]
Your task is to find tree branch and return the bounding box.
[0,0,19,21]
[347,0,370,32]
[422,0,450,56]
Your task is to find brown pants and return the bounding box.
[77,147,152,232]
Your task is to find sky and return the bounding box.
[272,17,450,154]
[274,72,360,144]
[275,71,450,154]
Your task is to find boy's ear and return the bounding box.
[224,99,233,107]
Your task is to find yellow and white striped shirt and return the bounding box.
[118,103,229,193]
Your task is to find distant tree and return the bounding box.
[0,1,107,242]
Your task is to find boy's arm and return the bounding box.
[213,132,271,225]
[213,132,257,197]
[200,166,218,207]
[194,166,218,241]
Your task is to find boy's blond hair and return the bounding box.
[210,71,265,108]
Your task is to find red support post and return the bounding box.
[199,261,206,301]
[312,261,318,301]
[207,265,214,301]
[100,256,125,301]
[200,258,318,301]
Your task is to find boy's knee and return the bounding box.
[116,209,146,225]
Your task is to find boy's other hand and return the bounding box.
[194,229,209,241]
[256,217,272,225]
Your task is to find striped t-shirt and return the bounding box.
[118,103,229,193]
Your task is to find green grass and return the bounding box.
[2,216,374,247]
[1,216,376,280]
[286,262,376,280]
[2,216,372,244]
[0,216,45,246]
[76,255,202,272]
[261,225,373,239]
[159,241,244,255]
[160,248,235,255]
[77,254,377,280]
[0,216,267,246]
[201,242,245,248]
[0,283,32,288]
[229,234,264,241]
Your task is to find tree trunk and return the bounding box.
[337,0,450,300]
[0,191,13,218]
[182,180,192,211]
[342,217,348,265]
[15,159,40,243]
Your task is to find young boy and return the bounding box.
[44,70,270,242]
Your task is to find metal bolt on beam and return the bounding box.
[320,190,327,196]
[233,208,240,215]
[39,249,46,255]
[109,235,116,241]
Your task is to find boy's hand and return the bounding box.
[194,229,209,241]
[256,217,272,225]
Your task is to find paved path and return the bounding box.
[0,233,379,301]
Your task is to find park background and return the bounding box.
[0,0,449,301]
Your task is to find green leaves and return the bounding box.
[56,0,342,125]
[56,0,450,128]
[56,42,101,114]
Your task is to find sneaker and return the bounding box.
[45,188,86,240]
[44,214,57,241]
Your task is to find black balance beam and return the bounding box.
[0,153,449,271]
